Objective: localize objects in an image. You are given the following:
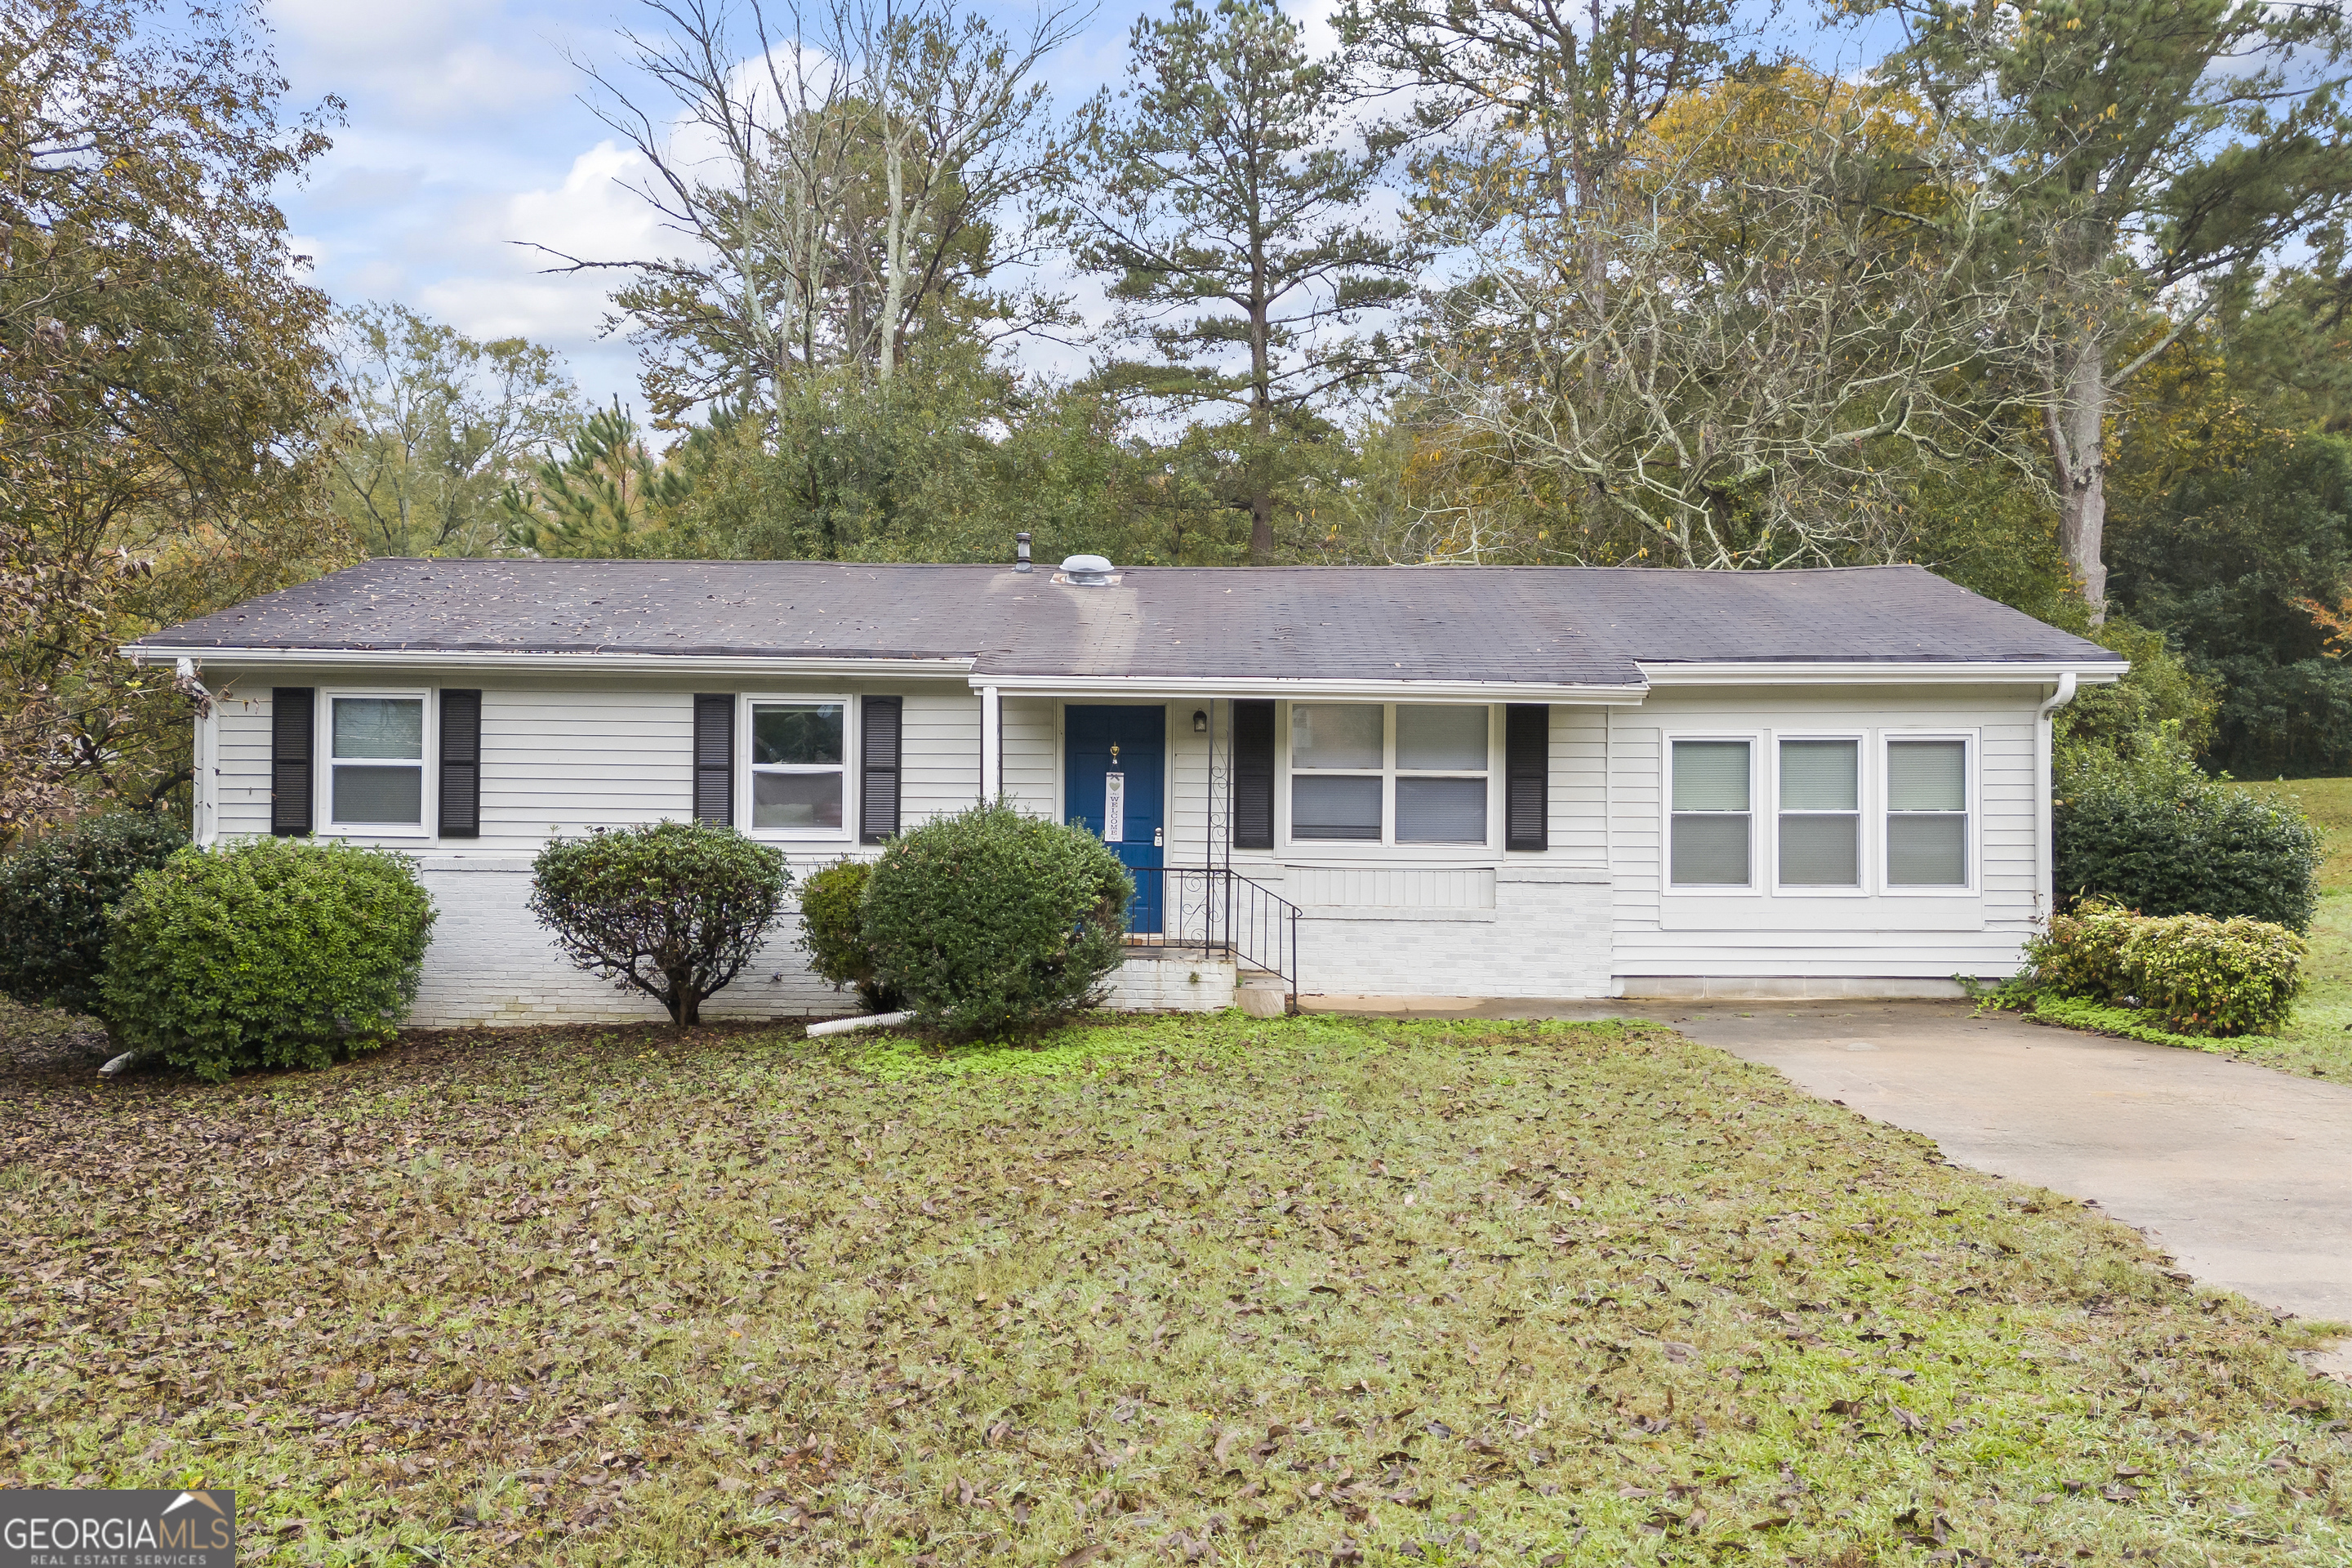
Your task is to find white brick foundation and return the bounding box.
[1285,866,1615,1000]
[405,860,1243,1027]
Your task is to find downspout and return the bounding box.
[1603,703,1617,998]
[978,685,1001,804]
[2034,673,2078,917]
[177,657,218,848]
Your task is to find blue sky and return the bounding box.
[265,0,1891,415]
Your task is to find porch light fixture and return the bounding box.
[1193,709,1209,733]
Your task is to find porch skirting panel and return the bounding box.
[1277,865,1615,1000]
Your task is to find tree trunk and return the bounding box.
[1249,239,1274,564]
[880,122,906,383]
[2047,337,2110,621]
[1249,475,1274,564]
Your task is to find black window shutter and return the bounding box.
[270,687,314,837]
[693,694,733,825]
[1232,700,1275,850]
[860,696,903,843]
[438,690,482,839]
[1505,703,1549,852]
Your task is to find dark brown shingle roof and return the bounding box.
[131,559,2120,684]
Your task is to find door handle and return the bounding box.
[1154,827,1164,848]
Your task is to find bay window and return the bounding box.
[1288,703,1491,846]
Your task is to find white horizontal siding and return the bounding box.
[474,689,693,850]
[1001,697,1056,818]
[902,688,979,825]
[1610,684,2043,981]
[1548,706,1607,868]
[210,694,274,841]
[1289,865,1495,909]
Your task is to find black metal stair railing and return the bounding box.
[1120,866,1300,1012]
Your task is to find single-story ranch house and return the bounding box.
[126,554,2124,1023]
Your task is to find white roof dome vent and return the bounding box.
[1057,554,1119,586]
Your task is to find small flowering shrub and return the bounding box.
[2022,901,2139,1003]
[2118,913,2305,1037]
[2025,901,2304,1037]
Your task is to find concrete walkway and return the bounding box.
[1307,996,2352,1331]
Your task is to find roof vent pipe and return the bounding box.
[1013,532,1033,572]
[1059,554,1116,586]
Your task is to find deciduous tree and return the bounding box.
[0,0,343,839]
[1880,0,2352,617]
[327,303,580,558]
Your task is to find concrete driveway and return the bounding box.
[1310,996,2352,1332]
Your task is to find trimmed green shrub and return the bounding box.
[2025,902,2305,1037]
[862,801,1131,1040]
[797,858,899,1013]
[2054,759,2319,931]
[528,821,791,1027]
[0,811,187,1019]
[100,839,437,1080]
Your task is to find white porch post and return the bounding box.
[979,684,1001,803]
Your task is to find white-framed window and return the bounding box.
[1668,736,1753,888]
[1286,702,1492,848]
[323,689,430,835]
[1884,734,1971,889]
[1776,736,1862,890]
[744,694,853,837]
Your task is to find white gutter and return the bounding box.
[124,646,978,678]
[2034,672,2079,917]
[972,674,1652,703]
[1639,660,2125,686]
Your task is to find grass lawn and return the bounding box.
[3,1012,2347,1566]
[2219,778,2352,1083]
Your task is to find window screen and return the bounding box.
[1287,704,1491,845]
[1291,703,1383,840]
[1395,705,1486,844]
[751,702,846,831]
[1671,740,1751,885]
[1778,738,1859,886]
[1886,739,1967,885]
[329,696,425,826]
[1292,705,1383,770]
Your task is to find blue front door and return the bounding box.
[1065,705,1165,935]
